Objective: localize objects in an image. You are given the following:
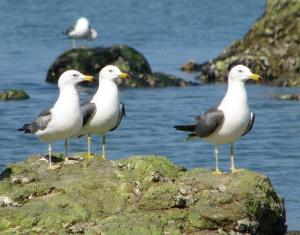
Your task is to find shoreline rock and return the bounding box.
[0,89,29,101]
[180,60,199,72]
[273,93,300,101]
[0,155,286,234]
[184,0,300,86]
[46,44,198,88]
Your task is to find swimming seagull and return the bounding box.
[174,65,261,174]
[64,17,98,48]
[78,65,130,160]
[18,70,94,169]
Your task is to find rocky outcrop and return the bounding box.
[180,60,199,72]
[46,44,197,88]
[273,93,300,101]
[189,0,300,86]
[0,89,29,101]
[0,155,286,234]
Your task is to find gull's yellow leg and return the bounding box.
[64,139,69,162]
[47,143,60,170]
[48,143,52,167]
[230,143,244,173]
[87,133,93,159]
[101,135,106,160]
[213,145,223,175]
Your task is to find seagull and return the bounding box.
[64,17,98,48]
[174,65,261,174]
[18,70,94,168]
[78,65,130,160]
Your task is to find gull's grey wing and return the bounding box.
[192,109,224,138]
[81,101,96,127]
[18,110,52,134]
[174,107,224,139]
[110,103,126,132]
[242,112,255,136]
[63,24,75,36]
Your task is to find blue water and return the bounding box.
[0,0,299,230]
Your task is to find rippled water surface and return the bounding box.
[0,0,299,230]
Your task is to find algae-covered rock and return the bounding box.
[190,0,300,86]
[46,44,197,88]
[0,155,286,234]
[274,93,300,101]
[0,89,29,101]
[180,60,199,72]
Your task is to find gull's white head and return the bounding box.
[76,17,89,28]
[228,65,261,83]
[58,70,94,88]
[99,65,130,82]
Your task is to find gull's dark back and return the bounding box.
[174,106,224,139]
[110,103,126,132]
[81,101,96,127]
[18,110,52,134]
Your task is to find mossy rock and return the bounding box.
[46,44,197,88]
[188,0,300,86]
[273,93,300,101]
[0,155,286,234]
[0,89,29,101]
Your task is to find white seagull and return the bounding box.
[174,65,261,174]
[64,17,98,48]
[78,65,130,160]
[18,70,94,168]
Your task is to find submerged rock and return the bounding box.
[0,89,29,101]
[46,44,197,88]
[180,60,199,72]
[274,93,300,101]
[0,155,286,234]
[187,0,300,86]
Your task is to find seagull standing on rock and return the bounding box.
[175,65,261,174]
[64,17,98,48]
[78,65,130,160]
[18,70,94,169]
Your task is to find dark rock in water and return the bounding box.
[180,60,199,72]
[187,0,300,86]
[0,155,286,234]
[46,44,197,88]
[0,89,29,101]
[274,93,300,101]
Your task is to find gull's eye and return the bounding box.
[73,73,78,77]
[238,69,243,73]
[109,69,113,73]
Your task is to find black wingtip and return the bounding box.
[17,124,32,133]
[174,125,196,132]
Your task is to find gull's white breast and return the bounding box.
[203,81,250,145]
[36,87,83,142]
[82,80,120,134]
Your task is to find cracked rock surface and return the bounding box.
[0,155,286,234]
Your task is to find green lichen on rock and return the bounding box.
[0,89,29,101]
[46,44,197,88]
[192,0,300,86]
[0,155,286,234]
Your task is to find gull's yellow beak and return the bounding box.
[250,73,262,81]
[83,75,95,82]
[119,73,130,80]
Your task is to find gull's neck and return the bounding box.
[220,80,248,108]
[54,84,79,108]
[92,79,119,102]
